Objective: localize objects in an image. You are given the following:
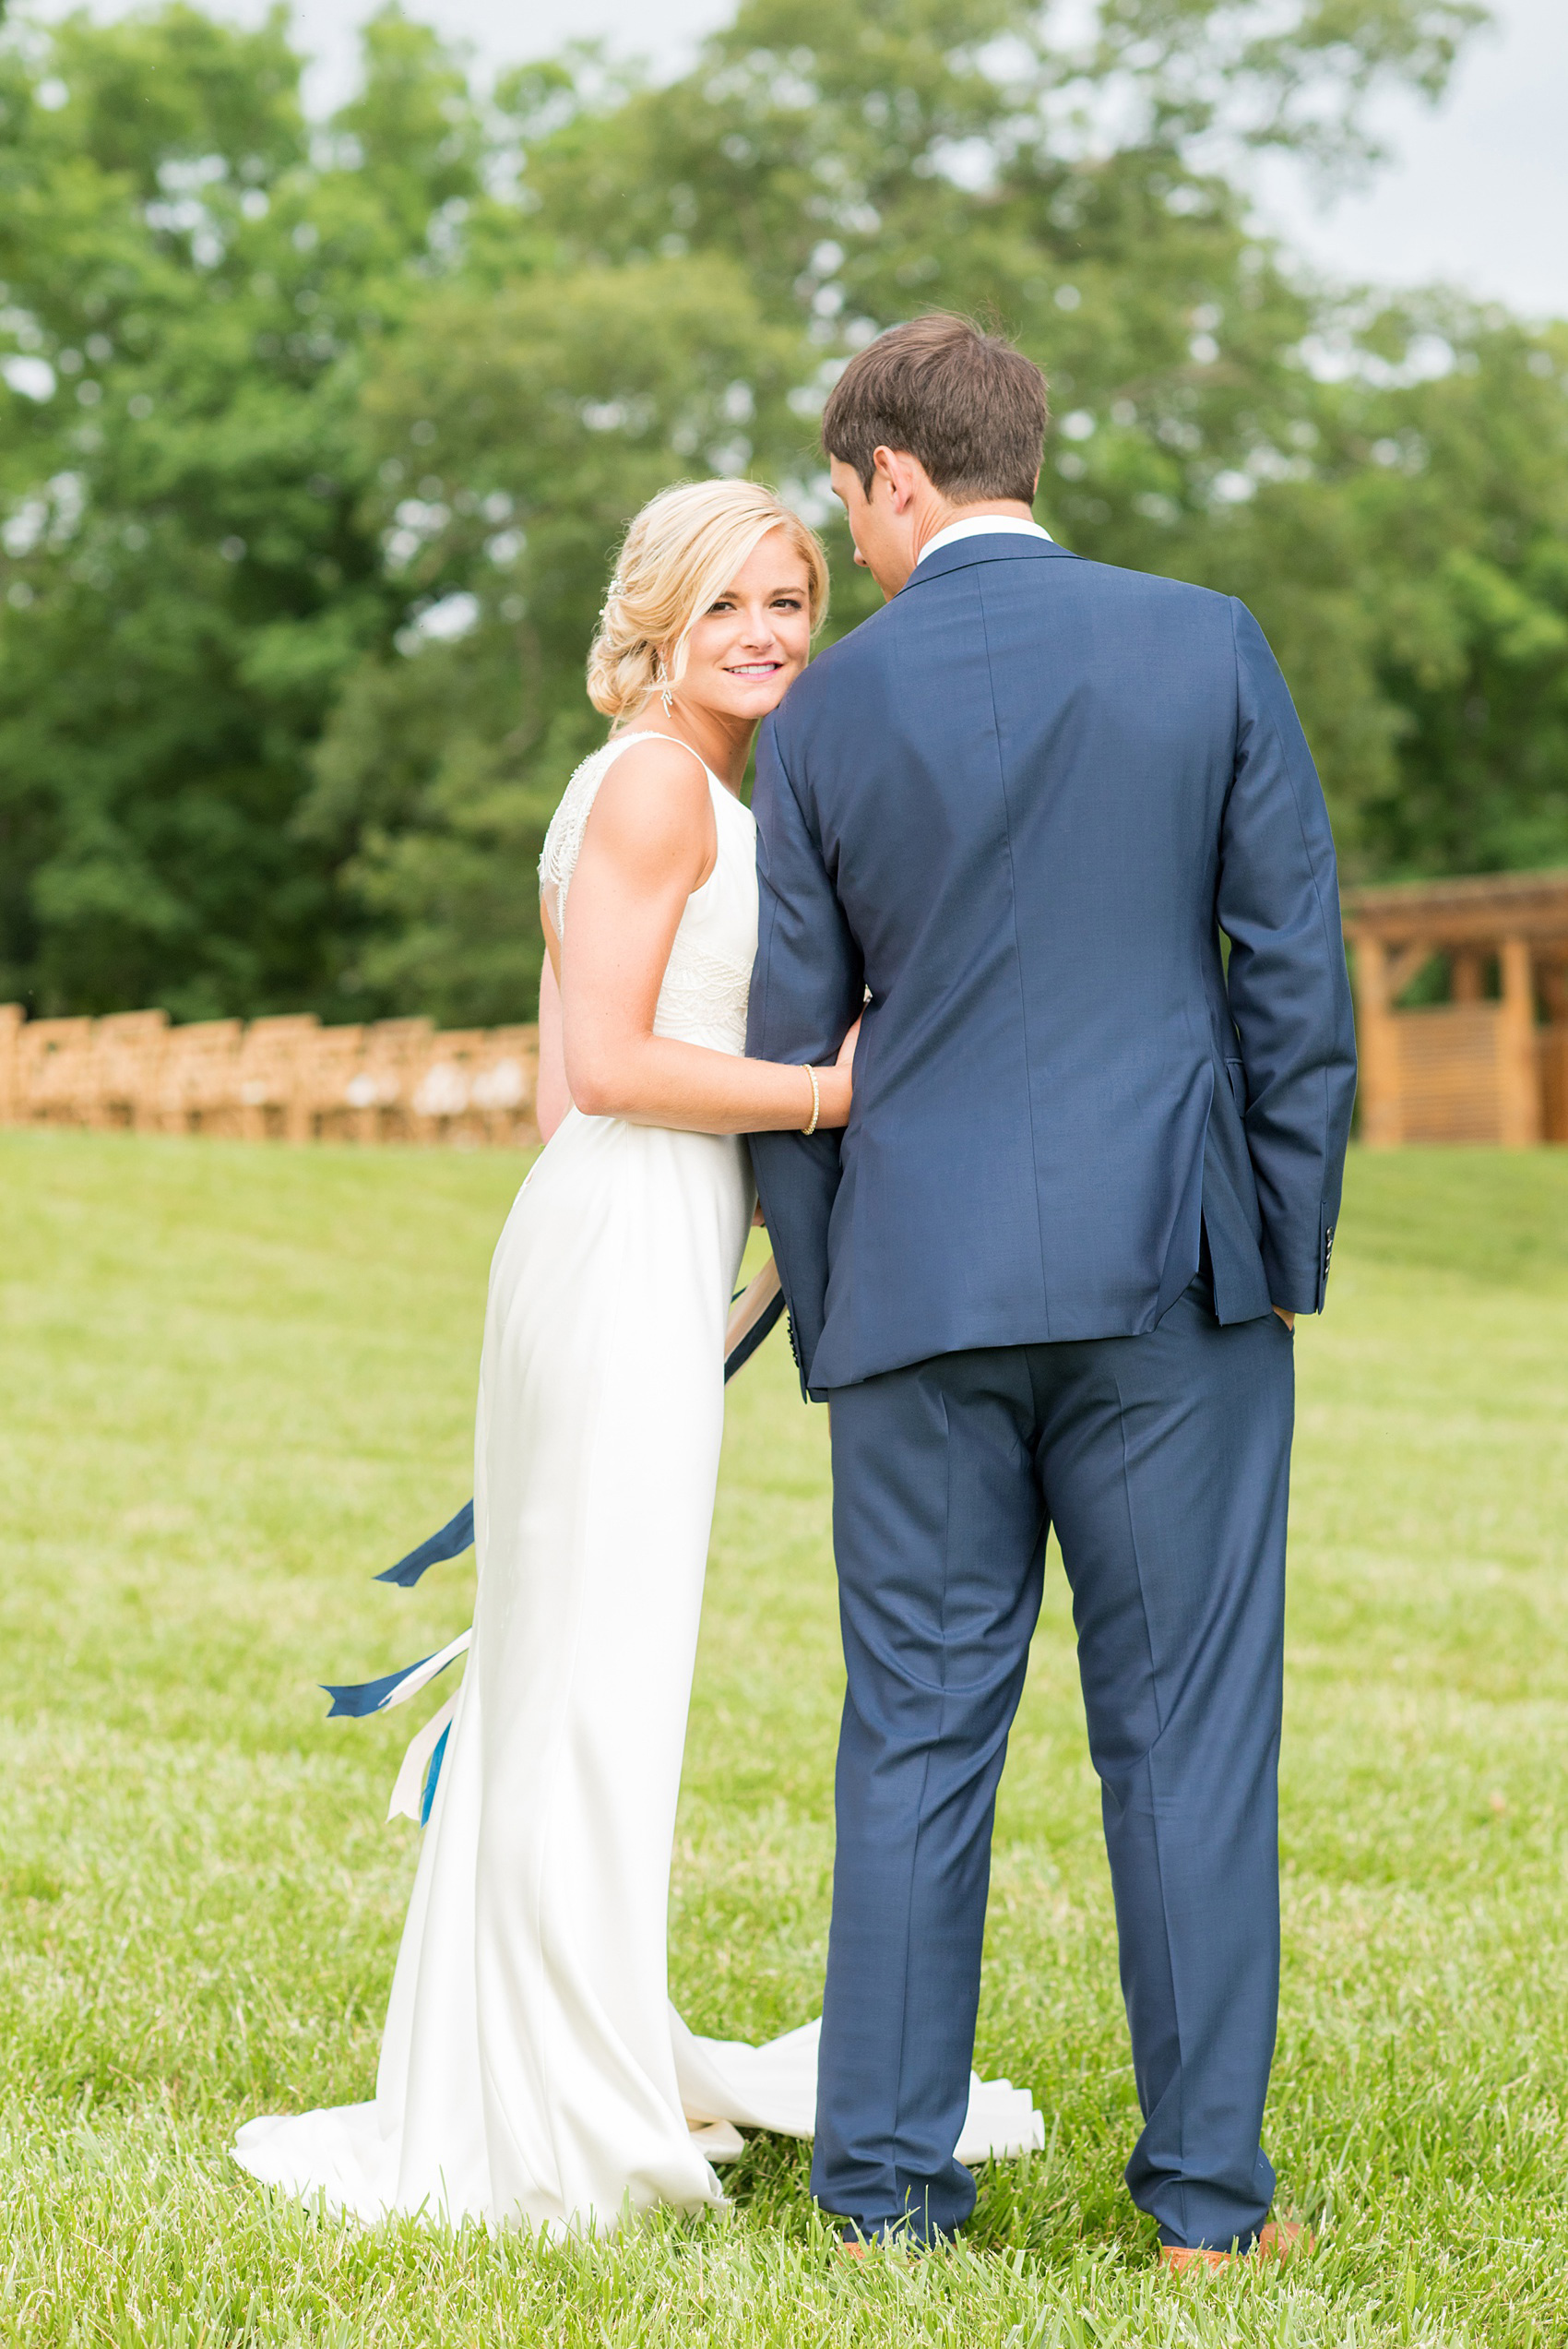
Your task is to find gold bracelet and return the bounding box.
[802,1065,821,1137]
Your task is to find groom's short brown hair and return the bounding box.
[822,315,1048,504]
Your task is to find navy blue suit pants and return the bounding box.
[812,1282,1293,2249]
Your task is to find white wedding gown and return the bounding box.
[234,733,1042,2234]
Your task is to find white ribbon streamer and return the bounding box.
[387,1690,458,1823]
[376,1626,471,1712]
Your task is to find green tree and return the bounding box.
[0,7,480,1016]
[1330,302,1568,875]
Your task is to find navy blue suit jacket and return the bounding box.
[747,534,1358,1396]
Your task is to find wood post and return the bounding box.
[1451,949,1485,1003]
[1542,957,1568,1028]
[0,1005,20,1125]
[1497,936,1541,1147]
[1347,935,1401,1147]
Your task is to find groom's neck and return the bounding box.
[909,495,1036,568]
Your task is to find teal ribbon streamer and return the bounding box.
[421,1723,451,1825]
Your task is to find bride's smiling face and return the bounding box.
[668,529,814,723]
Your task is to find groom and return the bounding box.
[747,314,1357,2260]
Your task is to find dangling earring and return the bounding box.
[655,654,673,716]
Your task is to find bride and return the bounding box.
[234,477,1040,2235]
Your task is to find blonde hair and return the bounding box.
[587,479,830,720]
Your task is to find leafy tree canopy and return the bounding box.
[1,0,1562,1024]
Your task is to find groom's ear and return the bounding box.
[869,445,900,502]
[872,445,925,513]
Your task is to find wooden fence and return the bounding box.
[0,1007,540,1149]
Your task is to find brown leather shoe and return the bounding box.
[1160,2218,1314,2275]
[837,2229,932,2263]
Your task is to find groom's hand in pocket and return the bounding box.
[1273,1306,1295,1332]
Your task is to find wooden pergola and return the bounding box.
[1342,870,1568,1146]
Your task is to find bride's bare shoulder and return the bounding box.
[582,733,714,881]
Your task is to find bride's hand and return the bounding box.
[814,1018,861,1129]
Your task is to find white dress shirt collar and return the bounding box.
[915,515,1054,568]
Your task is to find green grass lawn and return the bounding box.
[2,1131,1566,2346]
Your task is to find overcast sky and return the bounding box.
[28,0,1568,318]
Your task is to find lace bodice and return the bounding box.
[539,733,757,1056]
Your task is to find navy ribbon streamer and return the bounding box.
[322,1661,434,1719]
[321,1625,470,1720]
[723,1281,785,1382]
[376,1497,475,1590]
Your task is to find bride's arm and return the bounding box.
[559,739,851,1135]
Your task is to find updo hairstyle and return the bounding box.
[587,479,830,721]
